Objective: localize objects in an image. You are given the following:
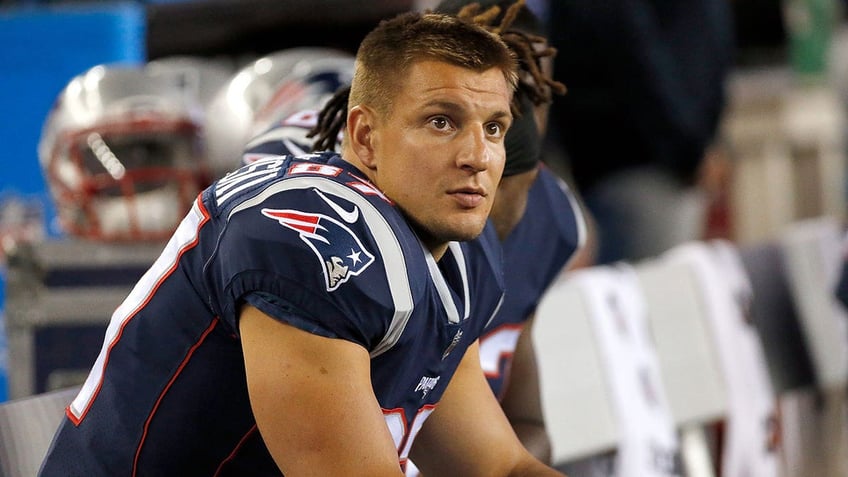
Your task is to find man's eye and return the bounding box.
[485,122,504,137]
[430,117,450,130]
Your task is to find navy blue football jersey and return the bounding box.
[241,120,586,400]
[478,167,585,398]
[40,152,504,476]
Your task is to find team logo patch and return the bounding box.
[415,375,440,399]
[262,200,375,291]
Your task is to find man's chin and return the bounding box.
[414,224,485,249]
[406,210,490,248]
[441,220,488,243]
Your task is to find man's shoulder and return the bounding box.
[534,167,578,207]
[516,168,584,245]
[203,153,419,288]
[204,154,427,341]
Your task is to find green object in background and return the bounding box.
[783,0,840,77]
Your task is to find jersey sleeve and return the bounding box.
[207,178,410,351]
[501,167,586,317]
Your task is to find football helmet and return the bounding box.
[38,59,230,242]
[205,47,354,170]
[146,55,234,108]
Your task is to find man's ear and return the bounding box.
[347,105,378,170]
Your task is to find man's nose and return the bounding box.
[456,127,490,172]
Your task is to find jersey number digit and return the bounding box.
[479,324,523,378]
[383,405,436,467]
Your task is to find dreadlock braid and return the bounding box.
[307,85,350,152]
[454,0,566,108]
[455,3,503,28]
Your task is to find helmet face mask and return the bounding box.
[39,61,229,242]
[45,116,207,241]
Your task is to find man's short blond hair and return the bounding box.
[349,11,518,118]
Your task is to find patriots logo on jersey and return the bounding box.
[414,375,440,399]
[262,204,375,291]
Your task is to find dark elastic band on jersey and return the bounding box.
[502,92,540,177]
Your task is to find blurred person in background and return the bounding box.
[544,0,736,265]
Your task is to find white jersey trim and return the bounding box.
[70,199,208,421]
[448,242,471,321]
[422,242,463,324]
[554,175,588,269]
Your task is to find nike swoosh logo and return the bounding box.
[315,189,359,223]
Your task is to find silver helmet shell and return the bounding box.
[205,47,354,172]
[38,60,229,242]
[146,55,234,108]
